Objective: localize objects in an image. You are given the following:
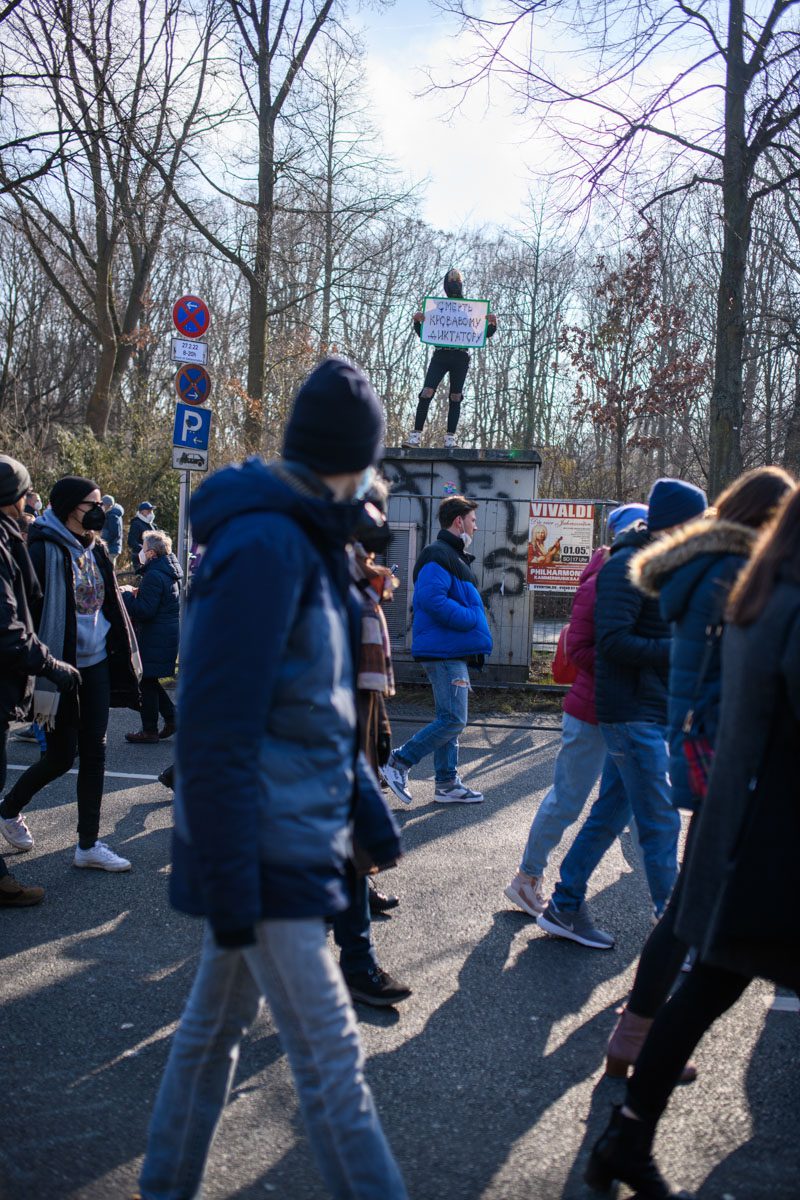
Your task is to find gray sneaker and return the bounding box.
[434,779,483,804]
[380,754,413,805]
[537,901,615,949]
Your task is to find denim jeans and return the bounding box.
[333,876,378,976]
[520,712,608,878]
[552,721,679,917]
[139,920,407,1200]
[394,659,469,785]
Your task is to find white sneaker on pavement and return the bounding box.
[0,814,34,851]
[504,871,547,916]
[73,841,131,872]
[380,754,413,805]
[434,778,483,804]
[402,430,421,448]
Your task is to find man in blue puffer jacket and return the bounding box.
[382,493,492,805]
[137,358,408,1200]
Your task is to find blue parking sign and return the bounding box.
[173,402,212,450]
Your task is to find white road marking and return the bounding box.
[768,994,800,1013]
[7,764,160,781]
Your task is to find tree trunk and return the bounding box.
[708,0,748,495]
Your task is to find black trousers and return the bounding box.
[627,814,697,1018]
[415,348,470,433]
[0,723,8,878]
[626,960,750,1123]
[140,677,175,733]
[0,659,110,850]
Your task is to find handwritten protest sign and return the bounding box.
[527,501,595,592]
[421,296,490,349]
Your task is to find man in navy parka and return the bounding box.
[137,359,408,1200]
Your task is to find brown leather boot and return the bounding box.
[607,1007,697,1083]
[125,729,159,744]
[0,872,45,906]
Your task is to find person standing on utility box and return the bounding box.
[404,268,497,450]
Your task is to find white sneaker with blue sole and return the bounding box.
[380,754,413,805]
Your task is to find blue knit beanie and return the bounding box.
[282,357,384,475]
[647,478,707,532]
[607,503,648,539]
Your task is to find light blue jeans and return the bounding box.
[394,659,469,785]
[552,721,680,917]
[520,712,609,878]
[139,920,407,1200]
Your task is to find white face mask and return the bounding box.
[460,531,473,551]
[140,510,154,525]
[138,548,149,565]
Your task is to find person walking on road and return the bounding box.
[381,493,493,806]
[121,530,181,744]
[127,500,158,566]
[603,466,793,1081]
[137,357,408,1200]
[536,478,708,949]
[0,455,82,906]
[586,481,800,1200]
[100,494,124,567]
[504,503,647,919]
[0,476,141,872]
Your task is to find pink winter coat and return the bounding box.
[562,546,609,726]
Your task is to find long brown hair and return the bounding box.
[714,465,794,529]
[728,485,800,625]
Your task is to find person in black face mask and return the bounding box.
[404,267,497,450]
[0,476,141,873]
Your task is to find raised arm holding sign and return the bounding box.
[404,268,497,450]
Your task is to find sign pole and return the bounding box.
[177,469,191,601]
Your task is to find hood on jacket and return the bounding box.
[109,503,124,517]
[608,520,650,557]
[189,456,364,550]
[144,551,184,582]
[630,518,756,600]
[33,506,91,552]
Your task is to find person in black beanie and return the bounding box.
[404,267,497,450]
[0,474,140,872]
[138,358,408,1200]
[0,455,83,905]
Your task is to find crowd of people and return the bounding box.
[1,351,799,1199]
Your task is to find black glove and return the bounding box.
[42,657,82,693]
[377,727,392,768]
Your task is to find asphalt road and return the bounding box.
[1,709,798,1200]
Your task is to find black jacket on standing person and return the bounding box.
[594,523,671,724]
[675,573,800,990]
[127,513,158,555]
[0,512,52,722]
[122,552,182,678]
[27,521,140,709]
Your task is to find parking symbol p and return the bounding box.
[182,409,204,444]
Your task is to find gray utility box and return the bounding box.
[381,448,542,684]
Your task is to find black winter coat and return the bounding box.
[594,523,671,724]
[0,513,51,722]
[127,513,158,554]
[122,553,182,678]
[27,523,141,710]
[675,575,800,990]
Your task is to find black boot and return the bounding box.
[585,1105,694,1198]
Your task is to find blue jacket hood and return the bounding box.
[190,456,361,550]
[110,503,124,517]
[143,551,184,583]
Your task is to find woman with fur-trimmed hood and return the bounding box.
[597,467,793,1101]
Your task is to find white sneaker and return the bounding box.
[74,841,131,872]
[444,434,457,449]
[434,778,483,804]
[380,754,413,805]
[504,871,547,916]
[0,814,34,851]
[402,430,421,448]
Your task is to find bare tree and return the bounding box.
[0,0,223,437]
[437,0,800,492]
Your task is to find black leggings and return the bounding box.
[626,960,750,1123]
[140,677,175,733]
[0,724,8,878]
[627,814,697,1018]
[0,658,110,849]
[415,348,470,433]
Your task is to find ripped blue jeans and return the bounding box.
[394,659,470,785]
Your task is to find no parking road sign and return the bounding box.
[174,363,211,406]
[172,294,210,339]
[173,401,212,451]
